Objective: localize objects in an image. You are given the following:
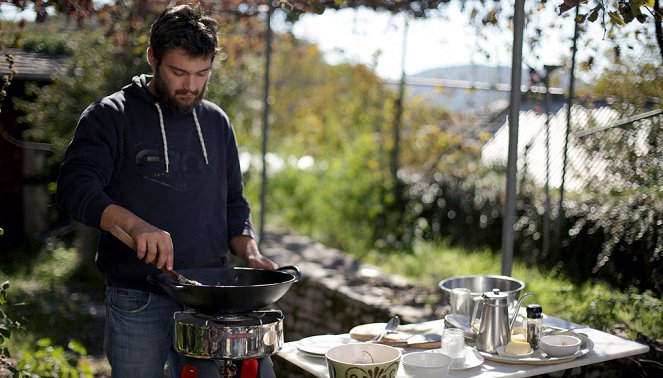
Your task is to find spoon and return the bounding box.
[370,315,400,343]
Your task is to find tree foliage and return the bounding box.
[2,0,659,53]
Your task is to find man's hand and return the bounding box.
[101,204,175,271]
[130,222,174,270]
[230,235,278,270]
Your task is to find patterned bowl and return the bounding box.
[326,343,401,378]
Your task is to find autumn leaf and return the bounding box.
[558,0,582,15]
[587,4,602,22]
[608,11,626,26]
[619,2,635,23]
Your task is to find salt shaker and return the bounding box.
[526,304,543,350]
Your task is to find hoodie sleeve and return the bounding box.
[224,119,255,240]
[55,101,119,229]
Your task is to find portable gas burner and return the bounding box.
[174,309,283,378]
[138,265,300,377]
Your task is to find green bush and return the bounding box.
[20,35,73,55]
[1,280,95,378]
[264,132,390,254]
[18,338,93,378]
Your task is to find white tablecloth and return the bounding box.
[275,315,649,378]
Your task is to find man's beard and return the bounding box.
[153,71,206,113]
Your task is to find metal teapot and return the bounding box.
[470,288,532,353]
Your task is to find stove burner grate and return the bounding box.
[181,309,274,327]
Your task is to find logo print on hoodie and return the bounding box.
[135,142,215,191]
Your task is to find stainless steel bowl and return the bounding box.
[439,275,526,314]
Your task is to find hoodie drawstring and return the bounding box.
[192,108,210,166]
[155,103,170,173]
[154,103,209,173]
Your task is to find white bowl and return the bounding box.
[326,343,401,378]
[401,351,452,378]
[540,335,581,357]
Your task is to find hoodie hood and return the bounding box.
[126,74,209,173]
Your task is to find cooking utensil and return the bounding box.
[109,225,202,286]
[370,316,400,343]
[470,289,532,353]
[147,265,301,314]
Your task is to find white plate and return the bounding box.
[297,334,357,357]
[432,346,484,370]
[496,345,534,358]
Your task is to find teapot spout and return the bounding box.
[509,292,533,331]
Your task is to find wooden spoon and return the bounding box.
[109,225,202,286]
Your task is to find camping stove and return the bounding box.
[174,310,283,378]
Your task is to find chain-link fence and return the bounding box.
[481,104,662,291]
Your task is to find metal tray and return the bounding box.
[479,332,593,365]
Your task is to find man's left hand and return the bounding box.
[230,235,278,270]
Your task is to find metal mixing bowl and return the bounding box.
[438,275,526,314]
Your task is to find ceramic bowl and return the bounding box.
[325,343,401,378]
[540,335,581,357]
[401,352,452,378]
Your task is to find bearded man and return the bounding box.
[55,3,277,377]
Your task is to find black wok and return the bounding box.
[147,265,301,314]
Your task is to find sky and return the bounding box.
[285,3,583,81]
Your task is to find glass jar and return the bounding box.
[526,304,543,350]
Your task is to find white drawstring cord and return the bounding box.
[154,103,169,173]
[192,109,209,165]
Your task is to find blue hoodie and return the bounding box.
[56,74,255,292]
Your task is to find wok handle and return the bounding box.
[277,265,301,281]
[110,225,180,282]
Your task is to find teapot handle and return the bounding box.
[469,295,484,331]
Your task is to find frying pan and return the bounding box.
[147,265,301,314]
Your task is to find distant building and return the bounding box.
[481,104,660,192]
[0,47,65,248]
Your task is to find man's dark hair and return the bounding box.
[149,3,219,65]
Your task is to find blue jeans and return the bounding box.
[104,287,185,378]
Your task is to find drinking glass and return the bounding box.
[440,328,465,368]
[450,288,471,318]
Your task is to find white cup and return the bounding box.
[440,328,465,368]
